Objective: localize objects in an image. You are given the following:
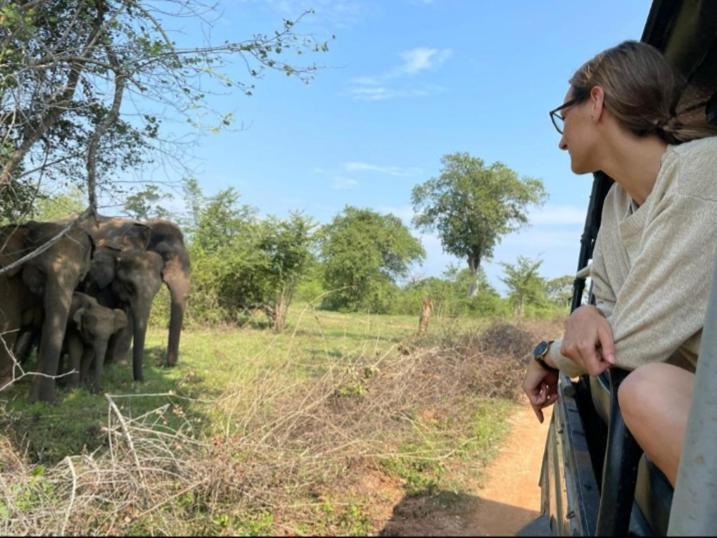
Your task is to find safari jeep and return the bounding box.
[539,1,717,535]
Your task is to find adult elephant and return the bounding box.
[0,226,37,387]
[80,216,190,369]
[82,245,163,381]
[0,221,94,402]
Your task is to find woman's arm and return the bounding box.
[604,191,717,369]
[546,227,618,377]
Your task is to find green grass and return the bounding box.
[1,306,493,463]
[380,397,514,496]
[0,306,519,535]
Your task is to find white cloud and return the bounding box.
[348,85,395,101]
[331,176,358,190]
[344,161,421,177]
[348,46,452,101]
[351,76,381,86]
[348,85,433,102]
[397,47,453,75]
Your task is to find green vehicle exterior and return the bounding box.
[539,1,717,535]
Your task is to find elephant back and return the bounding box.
[83,216,152,251]
[22,222,94,287]
[0,224,31,268]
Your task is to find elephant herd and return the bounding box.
[0,215,190,403]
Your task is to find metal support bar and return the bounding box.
[595,369,643,536]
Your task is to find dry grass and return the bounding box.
[0,318,563,535]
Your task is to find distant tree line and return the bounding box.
[24,148,575,330]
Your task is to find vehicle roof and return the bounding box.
[642,0,717,105]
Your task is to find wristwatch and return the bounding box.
[533,340,558,372]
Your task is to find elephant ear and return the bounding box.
[113,309,128,332]
[72,306,86,330]
[121,223,152,250]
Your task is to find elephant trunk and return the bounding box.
[131,300,151,382]
[31,279,73,403]
[164,256,189,367]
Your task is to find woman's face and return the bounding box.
[558,88,600,174]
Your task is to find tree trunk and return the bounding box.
[85,41,124,213]
[467,254,481,298]
[272,289,288,333]
[417,297,433,335]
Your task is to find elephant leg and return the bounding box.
[80,347,93,387]
[108,310,132,363]
[31,281,73,403]
[13,330,34,364]
[0,331,18,388]
[66,333,83,388]
[90,338,109,393]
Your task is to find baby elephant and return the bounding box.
[66,292,128,392]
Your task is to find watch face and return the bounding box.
[533,341,549,358]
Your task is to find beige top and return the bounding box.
[550,136,717,377]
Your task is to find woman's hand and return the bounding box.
[560,304,615,375]
[523,360,559,423]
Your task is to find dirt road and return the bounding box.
[465,404,552,536]
[380,403,552,536]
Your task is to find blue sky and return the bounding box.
[137,0,653,293]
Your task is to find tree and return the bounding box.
[184,183,314,330]
[32,187,86,221]
[123,184,172,220]
[500,256,546,317]
[253,213,316,331]
[545,275,574,307]
[320,207,425,312]
[191,187,256,254]
[0,1,330,214]
[412,152,547,296]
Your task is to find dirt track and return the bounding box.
[465,403,552,536]
[380,403,552,536]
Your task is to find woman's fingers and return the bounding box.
[597,322,616,364]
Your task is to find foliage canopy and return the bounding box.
[320,207,425,312]
[411,152,547,295]
[500,256,547,317]
[185,182,315,331]
[0,0,330,216]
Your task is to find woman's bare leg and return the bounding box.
[617,362,694,487]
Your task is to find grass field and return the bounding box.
[0,306,549,535]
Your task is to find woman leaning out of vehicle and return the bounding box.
[523,40,717,487]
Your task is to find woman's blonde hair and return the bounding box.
[570,40,717,144]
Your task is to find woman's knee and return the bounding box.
[618,363,688,421]
[618,363,667,418]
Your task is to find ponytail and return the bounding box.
[570,41,717,145]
